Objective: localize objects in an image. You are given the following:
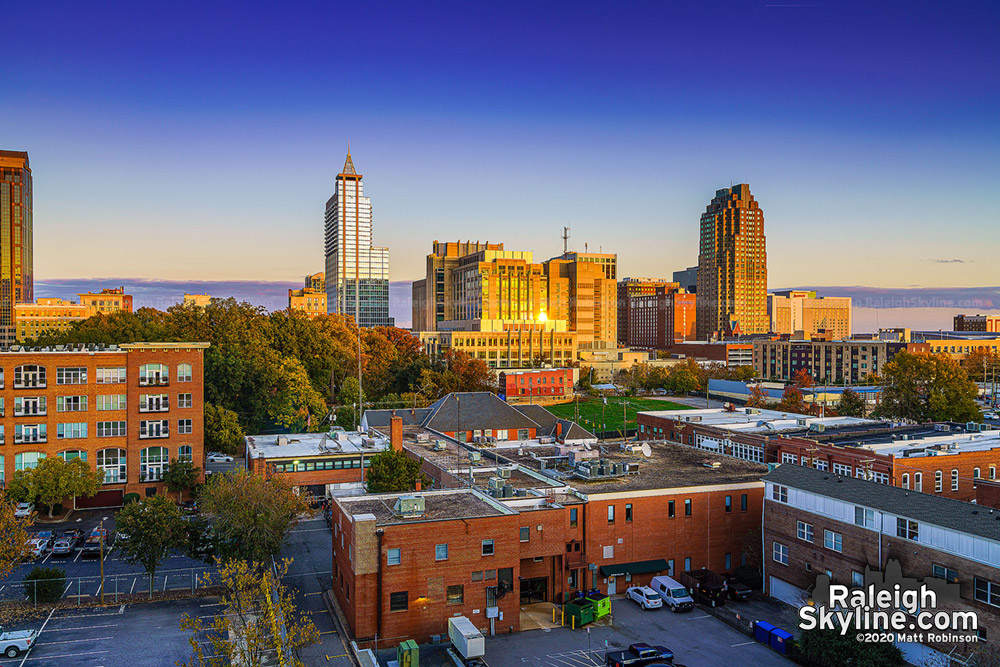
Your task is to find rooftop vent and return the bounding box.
[394,495,425,517]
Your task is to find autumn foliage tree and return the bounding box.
[0,489,33,582]
[874,351,980,423]
[7,456,104,517]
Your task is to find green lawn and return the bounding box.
[547,396,692,434]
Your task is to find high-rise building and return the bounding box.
[617,278,679,345]
[672,266,697,294]
[411,241,502,331]
[324,152,391,327]
[289,273,328,319]
[768,290,852,339]
[545,255,617,350]
[696,184,767,339]
[0,150,33,345]
[624,285,696,349]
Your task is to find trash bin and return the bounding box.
[769,627,794,655]
[753,621,776,644]
[397,639,419,667]
[565,599,595,627]
[586,592,611,619]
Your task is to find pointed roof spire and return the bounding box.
[341,144,356,175]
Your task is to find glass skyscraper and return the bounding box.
[324,152,392,327]
[0,151,33,345]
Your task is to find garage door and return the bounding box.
[75,489,125,509]
[768,576,808,607]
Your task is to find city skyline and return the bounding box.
[2,2,997,291]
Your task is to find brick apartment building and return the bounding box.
[0,342,208,506]
[763,464,999,667]
[625,287,695,350]
[754,338,907,383]
[637,407,1000,503]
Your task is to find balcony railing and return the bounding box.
[138,406,170,413]
[139,430,170,439]
[13,381,46,390]
[14,409,46,417]
[138,378,169,387]
[14,435,46,444]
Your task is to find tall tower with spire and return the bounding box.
[324,150,392,327]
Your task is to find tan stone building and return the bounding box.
[14,299,90,342]
[182,293,212,308]
[288,273,328,319]
[768,290,852,339]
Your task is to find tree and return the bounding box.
[199,469,311,565]
[795,628,904,667]
[792,369,815,389]
[365,449,425,493]
[336,376,367,430]
[874,351,980,423]
[746,384,770,408]
[7,456,104,517]
[162,458,202,501]
[776,385,817,415]
[178,558,319,667]
[24,566,65,603]
[115,494,188,598]
[836,388,867,417]
[204,403,246,456]
[0,489,32,582]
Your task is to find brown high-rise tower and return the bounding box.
[0,151,33,345]
[696,184,766,339]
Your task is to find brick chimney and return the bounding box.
[390,415,403,453]
[415,479,422,492]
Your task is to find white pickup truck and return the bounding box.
[0,628,38,658]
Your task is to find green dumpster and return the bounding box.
[397,639,419,667]
[565,599,595,627]
[586,592,610,618]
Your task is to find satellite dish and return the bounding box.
[641,443,652,458]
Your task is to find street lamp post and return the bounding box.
[99,516,107,604]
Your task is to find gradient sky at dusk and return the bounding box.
[3,1,998,291]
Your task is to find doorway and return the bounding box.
[607,576,617,595]
[520,577,548,605]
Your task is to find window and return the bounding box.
[852,571,864,587]
[824,530,843,552]
[139,446,169,482]
[725,553,732,571]
[517,428,529,440]
[446,585,464,605]
[901,473,909,489]
[725,496,732,513]
[178,445,193,461]
[482,539,495,556]
[896,518,919,541]
[935,470,943,493]
[772,485,788,503]
[387,548,401,566]
[15,452,45,471]
[991,466,997,480]
[97,421,127,437]
[177,364,193,382]
[15,424,46,443]
[951,469,959,492]
[519,527,530,542]
[389,591,408,612]
[668,500,675,518]
[933,564,958,583]
[96,367,126,384]
[14,396,46,416]
[430,543,448,561]
[781,452,797,464]
[625,504,633,522]
[56,396,87,412]
[14,365,46,388]
[59,450,87,462]
[484,569,496,580]
[139,364,169,386]
[569,507,578,527]
[140,420,169,438]
[684,557,691,571]
[96,395,126,411]
[684,499,692,516]
[607,505,615,523]
[796,521,813,542]
[667,559,675,576]
[178,419,193,434]
[57,423,88,439]
[773,542,789,566]
[177,393,193,408]
[56,367,87,385]
[471,570,483,582]
[974,468,981,480]
[974,578,1000,608]
[833,463,851,476]
[914,472,923,492]
[854,507,875,529]
[741,494,748,512]
[139,394,169,412]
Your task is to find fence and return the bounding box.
[3,566,220,607]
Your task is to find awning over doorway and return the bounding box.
[599,559,669,577]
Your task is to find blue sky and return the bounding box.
[3,0,998,291]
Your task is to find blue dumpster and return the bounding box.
[769,627,794,655]
[754,621,776,644]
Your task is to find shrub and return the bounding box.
[25,566,66,603]
[123,493,140,505]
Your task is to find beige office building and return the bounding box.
[768,290,852,339]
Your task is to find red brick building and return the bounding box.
[626,288,696,350]
[498,368,574,402]
[0,342,208,506]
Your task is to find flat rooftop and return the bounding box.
[639,407,881,435]
[833,428,1000,458]
[495,441,767,494]
[337,490,514,525]
[245,430,389,459]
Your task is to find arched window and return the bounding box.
[14,452,45,471]
[177,363,193,383]
[97,448,127,484]
[934,470,943,492]
[952,469,959,492]
[13,365,46,389]
[914,472,923,492]
[139,364,169,386]
[178,445,193,461]
[58,450,87,462]
[974,467,981,479]
[901,473,909,489]
[140,447,169,482]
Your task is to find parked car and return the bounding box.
[650,576,695,612]
[725,577,753,601]
[35,530,54,541]
[605,642,674,667]
[27,538,51,559]
[61,528,84,543]
[90,526,110,541]
[181,500,198,514]
[13,503,34,518]
[985,412,998,420]
[626,585,663,610]
[0,628,37,658]
[50,538,76,557]
[206,452,234,463]
[80,536,103,558]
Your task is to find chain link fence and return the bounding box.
[2,566,220,607]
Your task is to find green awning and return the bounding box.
[599,559,669,577]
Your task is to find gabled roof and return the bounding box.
[512,404,597,442]
[763,464,1000,542]
[363,407,433,429]
[513,404,557,430]
[424,392,539,432]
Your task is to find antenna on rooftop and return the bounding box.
[562,226,570,254]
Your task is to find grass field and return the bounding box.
[547,396,692,434]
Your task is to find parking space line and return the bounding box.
[129,578,137,594]
[20,650,110,662]
[18,607,54,667]
[688,614,711,620]
[73,550,83,562]
[45,623,119,630]
[163,575,169,591]
[35,635,113,646]
[732,641,756,647]
[62,582,73,596]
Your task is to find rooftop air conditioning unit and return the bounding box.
[468,451,482,463]
[394,495,425,517]
[498,468,511,479]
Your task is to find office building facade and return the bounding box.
[696,185,767,339]
[0,151,33,346]
[768,290,852,340]
[954,314,1000,333]
[324,152,391,327]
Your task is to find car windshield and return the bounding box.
[644,591,657,599]
[671,588,689,597]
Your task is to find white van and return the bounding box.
[650,575,695,612]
